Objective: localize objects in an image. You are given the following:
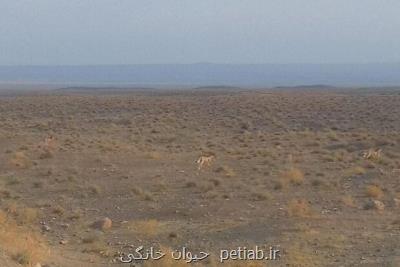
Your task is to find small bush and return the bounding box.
[288,199,313,218]
[283,168,304,185]
[215,166,236,177]
[342,195,356,208]
[347,166,366,176]
[128,219,161,237]
[365,185,384,199]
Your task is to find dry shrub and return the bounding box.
[0,210,49,266]
[0,210,7,225]
[311,178,324,187]
[251,191,272,201]
[282,223,347,266]
[52,205,65,216]
[88,184,102,195]
[82,240,110,255]
[198,181,215,193]
[82,232,102,244]
[365,185,384,199]
[67,209,81,220]
[346,166,366,176]
[333,151,345,162]
[146,151,162,160]
[3,203,38,225]
[39,150,53,159]
[285,243,321,267]
[327,131,339,141]
[128,219,161,237]
[342,195,356,208]
[131,186,154,201]
[185,181,197,188]
[215,166,236,177]
[287,199,313,218]
[5,202,18,215]
[283,168,304,185]
[6,176,20,186]
[256,149,272,158]
[17,208,38,225]
[81,231,111,256]
[363,161,376,169]
[273,179,288,190]
[9,152,32,169]
[363,199,385,211]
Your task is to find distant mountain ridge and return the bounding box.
[0,63,400,87]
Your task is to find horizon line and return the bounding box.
[1,62,400,67]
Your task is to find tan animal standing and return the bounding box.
[362,148,382,161]
[40,135,56,152]
[196,155,214,170]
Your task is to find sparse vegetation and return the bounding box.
[342,195,356,208]
[287,199,314,218]
[347,166,366,176]
[0,89,399,266]
[0,207,48,266]
[9,152,32,169]
[215,165,236,177]
[283,167,305,185]
[127,219,161,237]
[365,185,384,199]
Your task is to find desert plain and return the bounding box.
[0,87,400,266]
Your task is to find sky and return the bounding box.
[1,0,400,65]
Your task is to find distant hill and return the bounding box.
[193,85,242,90]
[56,86,155,92]
[274,84,336,89]
[1,63,400,87]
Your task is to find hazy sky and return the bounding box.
[1,0,400,65]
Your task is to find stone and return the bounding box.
[364,199,385,211]
[92,217,112,231]
[394,198,400,207]
[373,200,385,211]
[42,225,51,232]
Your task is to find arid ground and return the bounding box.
[0,88,400,267]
